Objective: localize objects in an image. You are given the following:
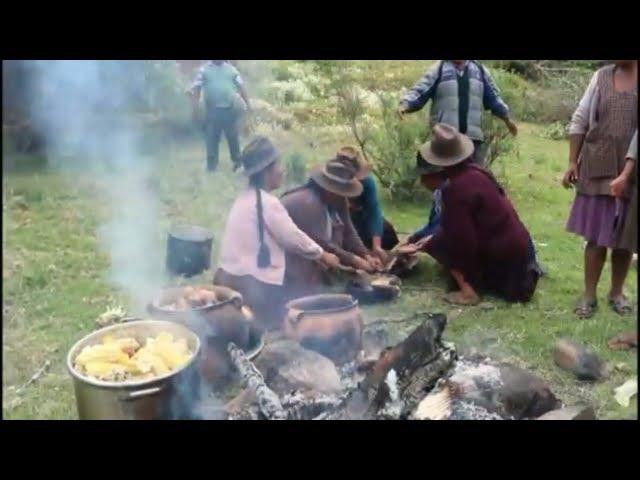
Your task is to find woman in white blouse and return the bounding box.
[214,136,340,330]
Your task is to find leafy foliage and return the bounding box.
[538,121,570,141]
[282,151,308,188]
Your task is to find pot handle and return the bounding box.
[231,295,244,309]
[288,308,305,324]
[119,386,164,402]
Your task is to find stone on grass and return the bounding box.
[553,339,607,381]
[537,404,596,420]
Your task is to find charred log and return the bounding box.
[335,313,454,419]
[228,342,286,420]
[280,391,346,420]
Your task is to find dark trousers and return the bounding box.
[471,140,486,168]
[354,218,400,251]
[213,269,286,332]
[204,107,241,171]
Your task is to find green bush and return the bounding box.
[282,151,308,188]
[367,92,427,201]
[485,62,593,124]
[539,121,569,141]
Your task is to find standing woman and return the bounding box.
[563,60,637,318]
[616,130,637,255]
[215,136,340,330]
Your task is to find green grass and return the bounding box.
[3,123,637,419]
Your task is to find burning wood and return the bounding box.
[228,342,286,420]
[412,386,452,420]
[220,311,562,421]
[318,313,456,420]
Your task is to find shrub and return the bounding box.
[539,121,569,141]
[282,151,307,188]
[366,92,427,201]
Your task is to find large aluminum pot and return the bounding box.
[284,294,363,365]
[66,320,201,420]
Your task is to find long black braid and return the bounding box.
[250,172,271,268]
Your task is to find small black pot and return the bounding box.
[166,225,213,277]
[345,281,400,305]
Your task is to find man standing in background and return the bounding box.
[189,60,251,172]
[398,60,518,166]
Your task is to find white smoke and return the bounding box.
[24,60,166,313]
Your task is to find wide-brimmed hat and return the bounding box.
[310,160,363,198]
[335,146,372,179]
[418,123,474,168]
[241,136,280,177]
[415,151,444,176]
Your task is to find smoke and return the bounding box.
[23,60,166,313]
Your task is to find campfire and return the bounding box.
[216,312,562,421]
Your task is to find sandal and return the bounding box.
[608,295,632,316]
[574,298,598,319]
[444,291,480,306]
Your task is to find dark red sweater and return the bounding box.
[425,165,530,286]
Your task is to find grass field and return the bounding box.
[2,122,637,419]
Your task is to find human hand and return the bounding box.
[352,256,375,273]
[366,254,384,272]
[318,251,341,269]
[562,163,579,189]
[397,102,409,120]
[610,174,629,197]
[505,118,518,136]
[414,235,432,250]
[396,243,420,255]
[372,246,389,264]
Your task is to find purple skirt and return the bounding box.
[566,194,628,249]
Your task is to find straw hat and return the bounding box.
[310,160,363,197]
[418,123,474,168]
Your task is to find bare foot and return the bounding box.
[444,291,480,306]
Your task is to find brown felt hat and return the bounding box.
[310,160,363,198]
[415,150,444,176]
[418,123,474,168]
[335,146,372,179]
[241,136,280,177]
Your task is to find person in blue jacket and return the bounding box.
[335,146,399,263]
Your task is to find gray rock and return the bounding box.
[553,339,607,381]
[497,364,561,419]
[447,359,560,419]
[537,405,596,420]
[254,340,342,395]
